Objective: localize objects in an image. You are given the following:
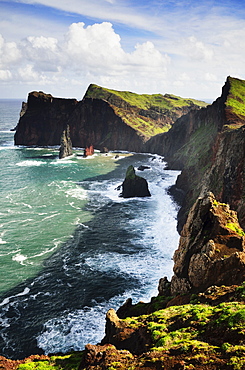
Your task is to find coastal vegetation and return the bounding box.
[226,76,245,119]
[85,84,207,111]
[84,84,208,139]
[3,284,244,369]
[5,76,245,369]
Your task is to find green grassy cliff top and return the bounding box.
[85,84,208,111]
[226,76,245,120]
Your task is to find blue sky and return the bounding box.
[0,0,245,100]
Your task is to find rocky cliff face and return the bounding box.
[14,85,206,152]
[171,192,245,295]
[67,97,145,152]
[14,91,78,146]
[145,77,245,231]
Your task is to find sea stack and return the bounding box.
[121,165,151,198]
[59,125,73,159]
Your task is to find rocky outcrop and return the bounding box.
[171,192,245,295]
[14,91,78,146]
[121,165,151,198]
[59,125,73,159]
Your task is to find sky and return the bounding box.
[0,0,245,101]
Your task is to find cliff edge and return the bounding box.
[14,85,206,152]
[145,76,245,231]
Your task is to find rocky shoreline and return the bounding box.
[2,76,245,369]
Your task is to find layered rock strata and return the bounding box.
[171,192,245,295]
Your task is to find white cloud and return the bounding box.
[0,34,22,68]
[0,21,170,97]
[180,36,214,61]
[18,64,41,81]
[1,1,245,100]
[21,36,60,72]
[0,69,12,80]
[63,22,124,70]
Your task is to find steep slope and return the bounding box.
[14,85,207,152]
[14,91,78,146]
[85,84,207,139]
[145,76,245,231]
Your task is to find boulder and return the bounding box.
[137,165,150,171]
[121,165,151,198]
[59,125,72,159]
[171,192,245,295]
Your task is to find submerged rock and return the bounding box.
[59,124,72,159]
[121,165,151,198]
[171,192,245,295]
[137,165,150,171]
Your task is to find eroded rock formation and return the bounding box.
[171,192,245,295]
[83,145,94,157]
[121,165,151,198]
[59,125,73,159]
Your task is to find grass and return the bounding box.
[226,76,245,119]
[17,353,83,370]
[84,84,208,138]
[173,120,218,169]
[121,301,245,357]
[85,84,208,111]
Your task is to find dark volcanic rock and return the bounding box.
[137,165,150,171]
[121,165,151,198]
[170,192,245,295]
[14,91,77,146]
[14,85,206,153]
[59,125,72,159]
[68,98,145,152]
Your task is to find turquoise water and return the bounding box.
[0,143,122,292]
[0,100,180,359]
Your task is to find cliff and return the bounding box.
[171,192,245,295]
[14,91,78,146]
[145,76,245,231]
[14,85,207,152]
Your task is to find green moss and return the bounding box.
[236,282,245,299]
[17,353,83,370]
[228,356,245,370]
[226,222,245,236]
[18,362,55,370]
[125,165,136,180]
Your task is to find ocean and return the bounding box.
[0,99,180,359]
